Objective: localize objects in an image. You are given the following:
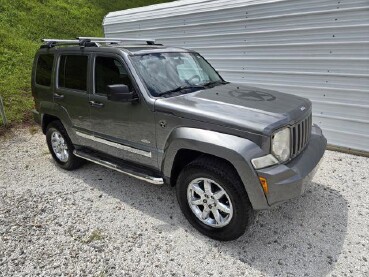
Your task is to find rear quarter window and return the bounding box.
[35,54,54,86]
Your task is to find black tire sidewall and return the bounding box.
[46,122,78,170]
[177,165,252,241]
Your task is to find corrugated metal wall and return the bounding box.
[103,0,369,153]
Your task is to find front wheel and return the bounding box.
[176,157,254,241]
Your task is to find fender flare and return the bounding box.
[40,102,76,142]
[162,127,269,209]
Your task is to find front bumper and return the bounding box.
[256,125,327,207]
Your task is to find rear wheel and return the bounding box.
[176,156,254,241]
[46,121,84,170]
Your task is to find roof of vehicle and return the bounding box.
[40,38,193,55]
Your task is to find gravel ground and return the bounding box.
[0,128,368,277]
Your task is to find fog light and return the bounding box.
[259,176,269,194]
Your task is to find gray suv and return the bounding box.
[32,37,326,241]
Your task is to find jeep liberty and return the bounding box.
[32,37,327,241]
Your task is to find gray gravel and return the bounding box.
[0,128,368,277]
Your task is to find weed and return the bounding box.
[29,125,39,135]
[82,229,104,244]
[95,271,107,277]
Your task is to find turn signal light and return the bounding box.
[259,177,269,194]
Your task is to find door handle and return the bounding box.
[54,93,64,100]
[89,101,104,108]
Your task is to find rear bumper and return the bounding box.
[32,109,41,125]
[256,125,326,207]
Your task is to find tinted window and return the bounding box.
[36,54,54,86]
[59,55,88,91]
[95,56,133,95]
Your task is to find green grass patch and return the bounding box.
[0,0,170,126]
[82,229,104,244]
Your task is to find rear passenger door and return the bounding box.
[54,53,91,134]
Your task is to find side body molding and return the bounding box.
[161,127,269,210]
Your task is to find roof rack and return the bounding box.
[78,37,155,44]
[41,38,100,48]
[40,37,156,49]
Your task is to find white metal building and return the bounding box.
[103,0,369,153]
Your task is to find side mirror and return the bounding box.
[107,84,138,102]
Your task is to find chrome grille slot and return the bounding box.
[291,113,312,158]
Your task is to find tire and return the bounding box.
[46,121,84,170]
[176,156,254,241]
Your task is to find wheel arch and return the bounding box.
[161,127,270,210]
[41,114,60,134]
[170,149,239,187]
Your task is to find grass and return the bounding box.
[28,125,38,135]
[82,229,104,244]
[67,227,105,244]
[95,272,107,277]
[0,0,170,127]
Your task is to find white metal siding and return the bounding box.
[104,0,369,152]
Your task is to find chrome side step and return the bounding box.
[73,150,164,185]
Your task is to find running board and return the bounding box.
[73,150,164,185]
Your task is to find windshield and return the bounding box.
[130,52,224,97]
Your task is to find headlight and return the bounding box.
[271,127,291,162]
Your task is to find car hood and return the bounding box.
[155,83,312,135]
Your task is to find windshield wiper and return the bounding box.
[160,85,205,96]
[201,80,228,87]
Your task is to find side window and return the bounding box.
[59,55,88,91]
[95,56,133,95]
[35,54,54,86]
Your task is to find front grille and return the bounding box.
[291,113,312,158]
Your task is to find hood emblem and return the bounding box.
[300,106,306,111]
[228,90,276,101]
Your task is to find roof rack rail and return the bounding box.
[77,37,156,45]
[40,37,156,49]
[41,38,97,48]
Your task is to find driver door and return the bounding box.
[88,54,157,168]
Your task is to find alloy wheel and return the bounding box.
[187,178,233,228]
